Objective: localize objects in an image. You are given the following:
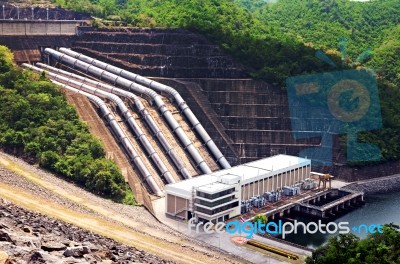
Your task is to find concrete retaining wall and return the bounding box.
[0,21,79,36]
[343,174,400,194]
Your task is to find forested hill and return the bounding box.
[52,0,399,163]
[238,0,400,54]
[0,46,134,204]
[236,0,400,86]
[235,0,400,163]
[53,0,337,84]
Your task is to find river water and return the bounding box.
[279,191,400,249]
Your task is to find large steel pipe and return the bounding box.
[44,48,212,174]
[36,63,192,179]
[59,47,231,169]
[43,78,163,197]
[24,63,175,185]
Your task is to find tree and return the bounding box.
[0,46,14,73]
[0,45,134,204]
[306,224,400,264]
[254,214,267,225]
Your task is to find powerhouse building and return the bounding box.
[165,154,311,223]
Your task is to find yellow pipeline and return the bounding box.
[247,239,299,260]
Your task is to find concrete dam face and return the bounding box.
[68,28,400,181]
[4,15,399,200]
[70,28,321,164]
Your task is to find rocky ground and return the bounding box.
[0,151,242,264]
[0,198,174,264]
[343,173,400,194]
[0,152,183,238]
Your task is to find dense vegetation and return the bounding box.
[306,224,400,264]
[253,214,267,225]
[52,0,400,162]
[237,0,400,85]
[236,0,400,163]
[0,46,134,204]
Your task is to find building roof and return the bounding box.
[165,154,310,198]
[212,154,310,182]
[197,182,233,194]
[165,174,219,198]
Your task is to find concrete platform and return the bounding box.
[153,198,311,264]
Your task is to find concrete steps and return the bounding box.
[140,100,199,177]
[108,103,166,191]
[228,130,321,145]
[207,92,288,105]
[74,42,223,56]
[78,31,210,45]
[163,99,220,172]
[73,28,248,79]
[126,104,182,183]
[72,28,324,165]
[73,47,246,78]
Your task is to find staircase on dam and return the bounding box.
[198,79,322,164]
[72,28,248,79]
[71,28,322,165]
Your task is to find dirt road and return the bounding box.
[0,153,244,264]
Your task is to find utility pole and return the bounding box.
[2,5,4,20]
[46,8,49,20]
[31,7,34,20]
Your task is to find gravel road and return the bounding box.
[0,151,243,264]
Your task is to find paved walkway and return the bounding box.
[153,198,313,264]
[330,179,350,189]
[152,180,352,263]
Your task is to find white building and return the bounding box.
[165,154,311,223]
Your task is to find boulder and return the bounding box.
[82,242,100,252]
[41,242,67,252]
[29,251,44,262]
[63,246,89,258]
[0,223,10,230]
[13,235,41,248]
[0,230,13,243]
[0,251,8,264]
[0,212,10,218]
[31,250,64,264]
[22,226,32,233]
[84,254,103,263]
[0,241,31,256]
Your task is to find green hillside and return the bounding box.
[237,0,400,85]
[236,0,400,162]
[0,46,134,204]
[239,0,399,53]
